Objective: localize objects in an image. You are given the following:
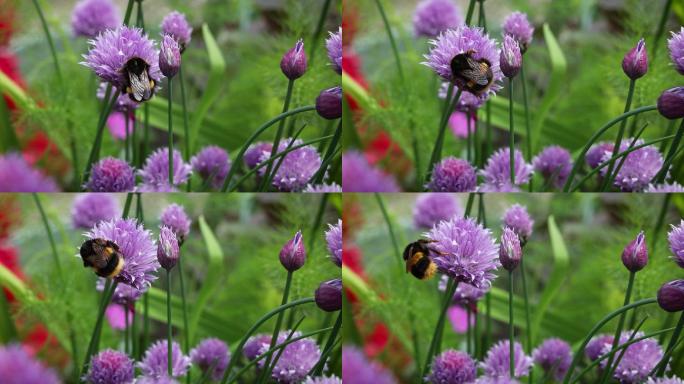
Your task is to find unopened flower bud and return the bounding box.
[500,227,522,271]
[315,86,342,120]
[622,38,648,80]
[157,226,180,270]
[657,279,684,312]
[279,231,306,272]
[280,39,307,80]
[657,87,684,120]
[159,34,181,78]
[500,35,522,78]
[621,231,648,272]
[315,278,342,312]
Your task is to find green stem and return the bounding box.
[520,64,532,192]
[660,120,676,153]
[602,79,635,191]
[375,193,402,270]
[312,312,342,375]
[308,0,332,64]
[83,90,121,183]
[168,80,174,185]
[178,258,190,383]
[509,270,515,378]
[261,79,295,191]
[562,105,657,191]
[308,194,329,252]
[373,0,404,81]
[467,113,472,162]
[657,118,684,183]
[426,88,463,185]
[520,258,532,383]
[651,0,673,58]
[655,311,684,376]
[142,291,149,359]
[422,279,459,378]
[167,269,173,376]
[81,280,118,377]
[600,272,635,383]
[125,113,130,162]
[136,0,145,31]
[466,308,472,355]
[508,77,516,184]
[314,119,342,183]
[259,271,293,382]
[123,0,135,25]
[465,0,477,24]
[179,65,191,167]
[485,292,491,359]
[651,194,672,253]
[125,305,130,355]
[31,0,61,80]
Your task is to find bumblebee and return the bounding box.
[450,50,494,96]
[79,238,125,278]
[403,239,438,280]
[123,57,156,102]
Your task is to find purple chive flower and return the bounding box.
[82,26,162,94]
[647,182,684,193]
[159,34,181,78]
[533,145,572,189]
[304,183,342,193]
[138,147,192,192]
[413,0,463,38]
[160,203,191,243]
[138,340,191,378]
[413,193,462,229]
[481,340,533,379]
[191,146,231,190]
[426,217,500,289]
[503,12,534,53]
[0,153,58,192]
[316,86,342,120]
[500,35,522,78]
[657,87,684,120]
[621,231,648,272]
[427,157,477,192]
[86,157,135,192]
[86,218,159,290]
[325,219,342,267]
[303,376,342,384]
[622,38,648,80]
[315,278,342,312]
[243,334,272,361]
[532,338,572,381]
[426,349,476,384]
[84,349,134,384]
[657,279,684,312]
[647,379,684,384]
[668,27,684,75]
[258,332,321,384]
[601,332,663,384]
[342,151,400,192]
[326,27,342,74]
[502,204,534,242]
[97,82,139,113]
[0,344,60,384]
[281,39,308,80]
[190,338,230,381]
[500,227,522,271]
[480,148,534,192]
[585,334,614,362]
[280,231,306,272]
[135,377,179,384]
[71,0,121,39]
[161,11,192,51]
[423,26,503,99]
[598,139,663,192]
[244,142,273,170]
[258,139,321,192]
[586,141,614,169]
[157,226,180,270]
[475,378,521,384]
[71,193,120,230]
[342,346,397,384]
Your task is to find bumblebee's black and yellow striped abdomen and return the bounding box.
[403,239,437,280]
[80,238,125,278]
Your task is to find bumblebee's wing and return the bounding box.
[462,69,490,86]
[129,70,152,102]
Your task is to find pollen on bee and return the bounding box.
[422,262,437,280]
[107,257,125,278]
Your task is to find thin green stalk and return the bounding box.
[651,0,673,58]
[426,88,463,184]
[660,120,676,153]
[508,78,515,184]
[373,0,404,81]
[125,306,130,355]
[308,194,329,252]
[474,113,480,168]
[655,312,684,376]
[422,279,459,378]
[466,308,472,355]
[132,112,138,167]
[259,272,294,382]
[125,113,130,162]
[132,307,138,360]
[178,66,191,173]
[314,119,342,183]
[656,118,684,183]
[264,123,307,189]
[261,79,295,191]
[605,316,649,381]
[312,312,342,375]
[83,90,121,182]
[473,311,479,359]
[520,65,532,191]
[308,0,332,64]
[142,291,149,359]
[123,0,135,25]
[485,292,491,359]
[266,317,306,377]
[81,280,119,377]
[467,113,472,162]
[177,258,190,384]
[136,0,145,30]
[562,105,657,191]
[520,258,532,384]
[602,79,636,191]
[168,80,174,185]
[142,103,149,168]
[509,270,515,377]
[599,271,635,384]
[465,0,477,25]
[375,194,402,270]
[32,0,61,80]
[605,123,649,189]
[167,269,172,376]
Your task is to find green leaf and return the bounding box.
[531,23,568,153]
[189,24,227,152]
[188,215,225,343]
[0,97,19,153]
[0,71,33,111]
[531,215,570,344]
[0,290,17,343]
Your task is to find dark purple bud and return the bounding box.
[280,39,307,80]
[159,34,181,78]
[500,227,522,271]
[657,279,684,312]
[279,230,306,272]
[621,231,648,272]
[315,86,342,120]
[158,226,180,270]
[622,38,648,80]
[500,35,522,79]
[657,87,684,120]
[315,278,342,312]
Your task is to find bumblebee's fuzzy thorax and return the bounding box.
[403,239,438,280]
[80,238,126,278]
